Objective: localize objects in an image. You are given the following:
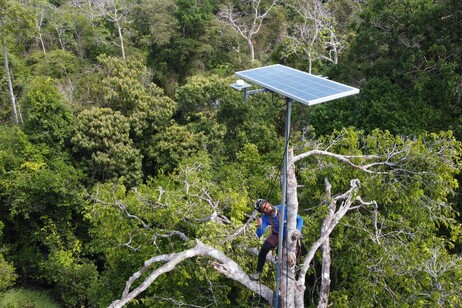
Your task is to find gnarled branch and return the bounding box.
[108,240,273,308]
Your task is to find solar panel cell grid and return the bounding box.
[235,64,359,106]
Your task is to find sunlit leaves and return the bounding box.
[72,107,143,186]
[0,0,35,39]
[21,77,74,149]
[146,122,205,173]
[98,54,176,140]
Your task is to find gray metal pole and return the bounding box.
[275,98,292,308]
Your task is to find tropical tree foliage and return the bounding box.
[71,107,143,187]
[0,0,461,307]
[309,0,462,137]
[21,77,74,150]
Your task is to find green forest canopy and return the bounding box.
[0,0,461,306]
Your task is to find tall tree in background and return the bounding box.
[283,0,358,73]
[218,0,278,64]
[95,0,136,60]
[28,0,52,54]
[47,4,76,52]
[0,0,35,124]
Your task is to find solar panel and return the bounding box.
[235,64,359,106]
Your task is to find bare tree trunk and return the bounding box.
[36,7,47,54]
[38,32,46,54]
[318,237,331,308]
[2,39,21,124]
[117,22,125,60]
[247,37,255,65]
[56,28,66,50]
[318,238,331,308]
[284,148,300,307]
[102,0,128,60]
[318,178,334,307]
[73,29,83,57]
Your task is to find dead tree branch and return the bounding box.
[108,240,273,307]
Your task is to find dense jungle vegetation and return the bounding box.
[0,0,461,306]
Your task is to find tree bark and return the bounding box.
[116,21,125,60]
[283,148,300,307]
[109,240,273,308]
[318,238,331,308]
[36,7,47,54]
[2,39,21,124]
[38,32,46,54]
[247,37,255,65]
[318,178,334,308]
[295,178,365,307]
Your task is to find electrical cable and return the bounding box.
[279,101,292,308]
[255,97,292,307]
[282,104,291,308]
[282,241,286,308]
[283,242,289,303]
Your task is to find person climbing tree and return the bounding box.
[249,199,304,281]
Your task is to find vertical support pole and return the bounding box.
[274,98,292,308]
